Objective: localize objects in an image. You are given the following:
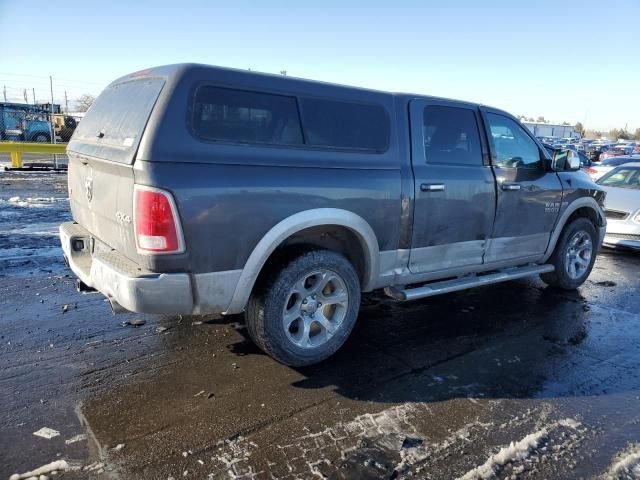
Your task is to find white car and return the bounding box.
[597,162,640,250]
[588,155,640,181]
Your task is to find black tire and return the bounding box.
[540,217,597,290]
[32,133,50,143]
[245,250,361,366]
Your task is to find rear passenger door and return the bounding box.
[408,100,496,273]
[481,109,563,263]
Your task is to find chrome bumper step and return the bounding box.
[384,264,555,301]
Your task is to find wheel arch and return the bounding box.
[225,208,380,314]
[542,197,605,263]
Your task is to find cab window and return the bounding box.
[486,113,542,169]
[423,105,482,166]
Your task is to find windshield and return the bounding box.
[598,167,640,189]
[68,77,165,164]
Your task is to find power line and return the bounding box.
[0,72,105,86]
[0,81,102,92]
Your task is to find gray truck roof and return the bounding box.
[111,63,496,112]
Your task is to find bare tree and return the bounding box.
[75,93,96,112]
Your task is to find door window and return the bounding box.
[423,105,482,166]
[486,113,542,169]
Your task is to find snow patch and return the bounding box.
[458,428,549,480]
[1,196,67,208]
[33,427,60,439]
[605,443,640,479]
[457,418,581,480]
[65,433,87,445]
[9,460,71,480]
[557,418,581,429]
[211,435,261,479]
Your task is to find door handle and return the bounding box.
[420,183,445,192]
[501,183,521,191]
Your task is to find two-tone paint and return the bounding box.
[61,64,607,315]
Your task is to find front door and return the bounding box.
[481,109,563,263]
[409,100,496,273]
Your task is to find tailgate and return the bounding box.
[67,153,139,262]
[66,76,165,262]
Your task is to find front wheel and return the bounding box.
[540,217,597,289]
[245,250,361,366]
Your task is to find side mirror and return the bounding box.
[566,150,581,170]
[552,149,580,171]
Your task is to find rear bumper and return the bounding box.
[60,222,193,314]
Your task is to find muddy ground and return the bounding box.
[1,169,639,480]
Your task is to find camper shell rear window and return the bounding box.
[68,77,165,164]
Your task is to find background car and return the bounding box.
[576,150,591,168]
[600,144,634,160]
[587,155,640,180]
[587,142,615,162]
[597,162,640,250]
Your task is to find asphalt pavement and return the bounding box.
[1,169,639,480]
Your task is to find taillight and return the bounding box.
[134,185,184,254]
[588,168,598,176]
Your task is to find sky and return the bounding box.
[1,0,638,131]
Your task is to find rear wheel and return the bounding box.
[33,133,50,143]
[540,217,597,289]
[245,250,361,366]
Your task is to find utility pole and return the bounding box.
[3,85,6,102]
[64,90,68,113]
[50,76,57,169]
[32,88,36,104]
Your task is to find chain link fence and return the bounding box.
[0,102,85,169]
[1,74,99,170]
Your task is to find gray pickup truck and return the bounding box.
[60,64,606,366]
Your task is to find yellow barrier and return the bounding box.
[0,141,67,168]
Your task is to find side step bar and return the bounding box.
[384,264,555,301]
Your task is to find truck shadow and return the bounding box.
[77,252,639,473]
[232,252,640,404]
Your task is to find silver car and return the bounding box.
[598,162,640,250]
[588,155,640,181]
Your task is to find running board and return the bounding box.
[384,264,555,301]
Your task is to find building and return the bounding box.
[522,122,579,139]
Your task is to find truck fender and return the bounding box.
[224,208,380,314]
[542,197,605,263]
